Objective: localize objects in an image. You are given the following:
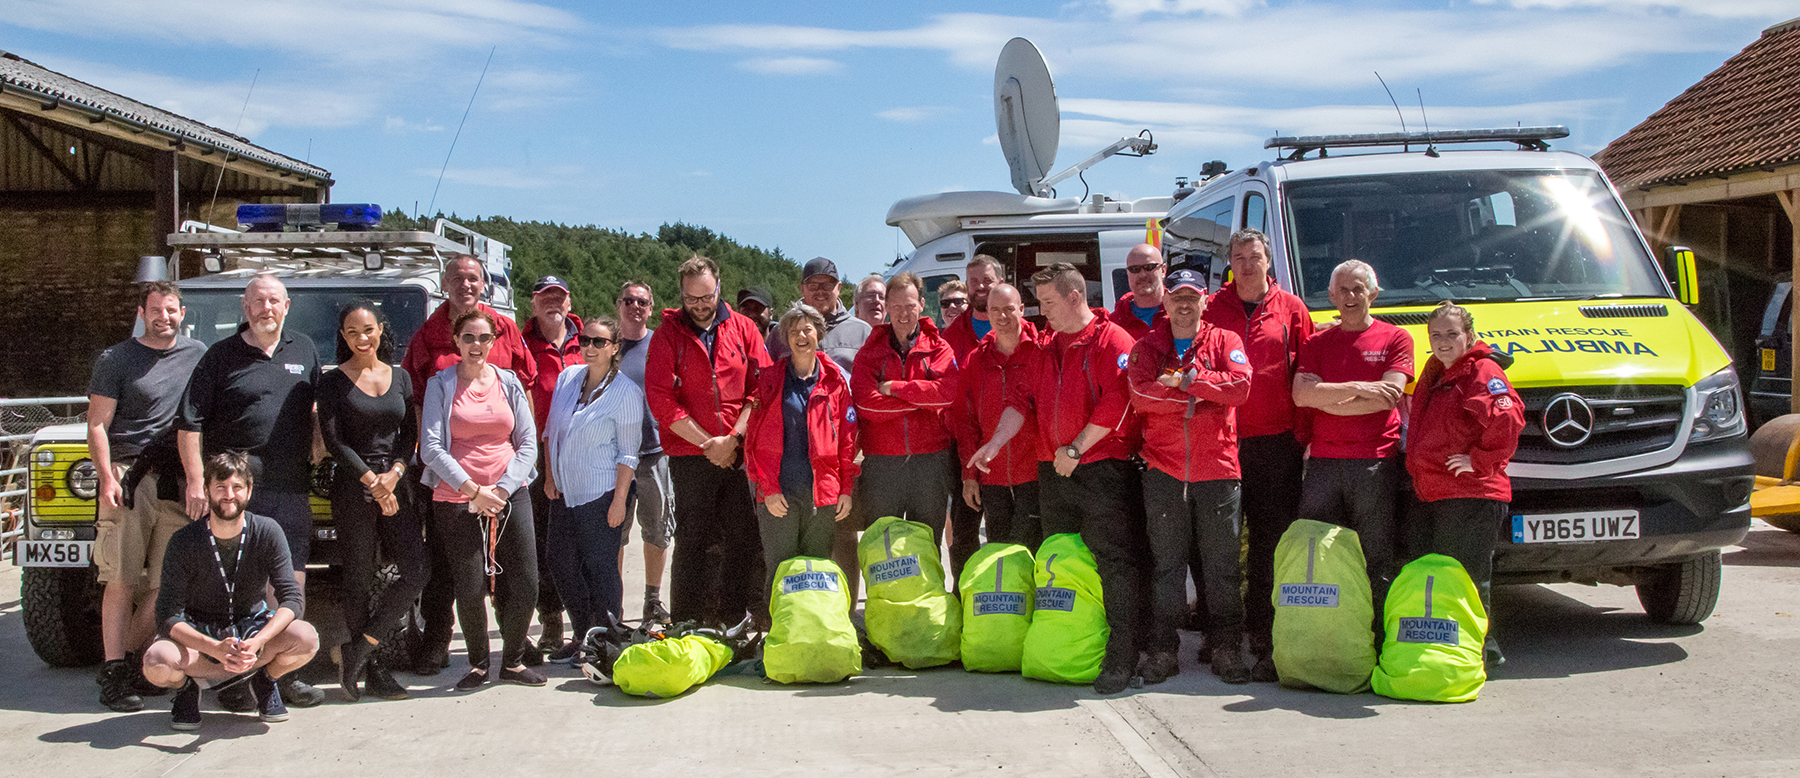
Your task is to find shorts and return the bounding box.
[96,466,192,588]
[624,451,675,548]
[247,489,312,571]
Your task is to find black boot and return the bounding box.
[363,657,410,700]
[97,659,144,712]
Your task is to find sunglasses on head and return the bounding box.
[458,333,496,345]
[579,335,616,348]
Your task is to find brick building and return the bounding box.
[0,51,331,397]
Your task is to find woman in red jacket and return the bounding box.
[1406,302,1525,666]
[746,303,859,590]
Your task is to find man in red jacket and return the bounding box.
[1292,259,1413,619]
[521,275,582,656]
[968,263,1145,695]
[644,256,773,626]
[1109,243,1168,339]
[399,254,538,675]
[1129,268,1253,685]
[951,283,1042,550]
[851,272,959,541]
[940,254,1004,580]
[1201,228,1316,681]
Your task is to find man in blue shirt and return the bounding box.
[1109,243,1168,339]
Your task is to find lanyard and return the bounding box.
[207,518,247,638]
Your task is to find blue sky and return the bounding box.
[2,0,1792,282]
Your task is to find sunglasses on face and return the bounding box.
[619,297,651,308]
[458,333,496,345]
[579,335,616,348]
[941,298,968,308]
[1127,262,1165,275]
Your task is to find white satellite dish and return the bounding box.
[994,38,1060,198]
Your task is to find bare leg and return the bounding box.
[101,580,134,662]
[126,588,159,654]
[643,543,667,591]
[260,621,321,679]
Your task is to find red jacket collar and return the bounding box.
[421,302,504,350]
[869,316,945,352]
[523,313,582,349]
[1419,340,1498,389]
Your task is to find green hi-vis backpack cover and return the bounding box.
[612,634,734,698]
[764,557,861,684]
[957,543,1035,673]
[1021,533,1108,684]
[1271,519,1377,694]
[859,516,962,669]
[1372,553,1488,703]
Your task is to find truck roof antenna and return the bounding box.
[428,46,496,218]
[1375,71,1407,153]
[1417,88,1439,158]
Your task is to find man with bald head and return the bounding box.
[951,283,1043,552]
[175,273,326,708]
[1109,244,1169,339]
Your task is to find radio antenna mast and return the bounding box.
[1374,71,1409,152]
[1417,88,1439,157]
[428,46,496,218]
[206,68,260,227]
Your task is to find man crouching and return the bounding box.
[142,452,319,731]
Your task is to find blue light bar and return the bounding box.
[237,203,383,231]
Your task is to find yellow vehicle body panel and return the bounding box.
[28,444,97,522]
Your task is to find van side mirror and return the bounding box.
[1666,245,1698,306]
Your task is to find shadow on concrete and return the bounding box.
[783,665,1085,713]
[1488,584,1695,680]
[1723,525,1800,568]
[37,710,269,752]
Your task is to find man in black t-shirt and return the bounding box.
[142,452,319,731]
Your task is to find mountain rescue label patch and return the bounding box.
[1035,586,1076,612]
[973,591,1027,616]
[868,555,922,585]
[1278,583,1339,607]
[1397,617,1460,645]
[781,571,840,595]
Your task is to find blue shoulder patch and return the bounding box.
[846,406,857,424]
[1229,349,1248,365]
[1487,377,1508,395]
[1117,353,1129,370]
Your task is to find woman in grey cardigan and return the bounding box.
[419,309,544,690]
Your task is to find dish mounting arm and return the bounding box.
[1031,133,1156,198]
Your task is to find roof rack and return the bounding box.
[1265,126,1570,160]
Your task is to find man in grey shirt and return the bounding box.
[615,280,675,623]
[89,281,204,712]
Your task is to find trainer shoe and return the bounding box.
[644,597,672,625]
[252,671,288,723]
[278,676,325,708]
[499,665,548,687]
[170,679,201,731]
[363,658,409,700]
[215,680,257,713]
[1139,651,1180,685]
[1211,646,1251,685]
[1093,665,1133,695]
[98,659,145,713]
[547,640,583,664]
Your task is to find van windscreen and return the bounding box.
[1282,169,1665,309]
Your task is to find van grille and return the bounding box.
[1578,304,1668,319]
[1512,384,1685,464]
[1373,312,1430,326]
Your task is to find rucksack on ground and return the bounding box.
[764,557,862,684]
[957,542,1035,673]
[859,515,962,669]
[612,634,735,698]
[1271,519,1377,694]
[1372,553,1488,703]
[1021,533,1108,684]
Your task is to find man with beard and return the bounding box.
[644,256,773,625]
[142,452,318,732]
[522,276,581,656]
[90,281,204,712]
[616,280,675,623]
[175,274,323,708]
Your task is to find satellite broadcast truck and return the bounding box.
[13,206,517,666]
[887,38,1751,626]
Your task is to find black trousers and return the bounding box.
[978,481,1041,550]
[1406,497,1503,625]
[547,493,627,640]
[859,450,954,542]
[528,464,566,644]
[1240,432,1306,652]
[419,479,456,648]
[1298,455,1401,618]
[948,451,983,586]
[1040,459,1149,672]
[430,489,537,669]
[333,470,429,643]
[1142,471,1243,654]
[667,455,763,626]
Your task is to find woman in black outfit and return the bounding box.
[319,300,428,701]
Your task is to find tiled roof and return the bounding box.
[0,50,330,182]
[1596,17,1800,191]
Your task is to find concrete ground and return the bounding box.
[2,521,1797,777]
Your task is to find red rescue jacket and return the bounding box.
[940,310,985,365]
[851,318,959,457]
[951,325,1044,486]
[745,357,859,506]
[1200,280,1314,438]
[1406,341,1525,502]
[522,313,583,439]
[401,302,537,407]
[643,304,773,458]
[1008,310,1136,464]
[1109,291,1169,341]
[1128,320,1253,482]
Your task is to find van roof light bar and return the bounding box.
[1265,126,1569,160]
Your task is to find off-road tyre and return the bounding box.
[22,565,105,667]
[1635,549,1722,625]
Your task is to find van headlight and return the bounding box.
[1690,367,1746,442]
[67,459,99,500]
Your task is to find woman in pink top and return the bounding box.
[419,309,543,691]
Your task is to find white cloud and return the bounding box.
[384,117,446,134]
[1473,0,1796,19]
[737,56,842,75]
[1101,0,1262,19]
[877,106,950,122]
[35,55,374,138]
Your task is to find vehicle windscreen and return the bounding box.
[178,286,430,366]
[1283,169,1667,309]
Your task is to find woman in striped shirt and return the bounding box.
[543,316,642,659]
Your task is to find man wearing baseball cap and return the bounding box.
[736,286,775,338]
[1127,268,1253,684]
[521,274,582,659]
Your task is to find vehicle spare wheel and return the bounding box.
[1635,550,1722,625]
[1748,414,1800,478]
[22,566,105,667]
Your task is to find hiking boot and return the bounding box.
[98,659,144,712]
[455,666,489,691]
[338,639,374,702]
[547,640,583,665]
[252,671,288,723]
[363,658,409,700]
[1211,646,1251,685]
[644,597,672,625]
[278,676,325,708]
[1138,651,1180,685]
[413,642,451,676]
[1484,637,1506,668]
[170,679,201,731]
[215,680,257,713]
[500,665,548,687]
[1093,665,1134,695]
[126,652,169,697]
[1249,652,1278,683]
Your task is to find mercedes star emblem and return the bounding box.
[1542,393,1595,448]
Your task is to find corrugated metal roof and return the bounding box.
[0,50,330,183]
[1596,17,1800,191]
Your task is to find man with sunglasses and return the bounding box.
[1110,243,1169,339]
[616,280,676,623]
[521,276,582,657]
[401,254,538,675]
[936,280,969,329]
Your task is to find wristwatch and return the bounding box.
[1062,444,1081,460]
